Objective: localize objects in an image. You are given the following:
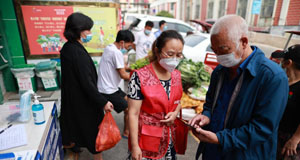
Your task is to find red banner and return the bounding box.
[21,6,73,55]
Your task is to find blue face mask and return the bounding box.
[121,48,127,54]
[144,29,151,35]
[163,26,168,30]
[120,43,128,54]
[81,33,93,43]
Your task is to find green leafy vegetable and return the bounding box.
[177,59,211,89]
[130,57,150,70]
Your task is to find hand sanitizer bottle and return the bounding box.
[32,95,45,125]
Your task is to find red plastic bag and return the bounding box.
[95,112,121,152]
[174,111,188,155]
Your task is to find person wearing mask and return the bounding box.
[154,20,167,38]
[127,30,184,160]
[60,13,113,160]
[272,44,300,160]
[134,21,156,61]
[97,30,135,138]
[188,15,289,160]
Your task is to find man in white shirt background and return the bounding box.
[133,21,156,61]
[97,30,134,138]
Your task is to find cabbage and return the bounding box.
[177,59,211,89]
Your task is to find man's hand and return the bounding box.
[104,101,114,112]
[160,111,178,126]
[188,114,210,128]
[192,127,219,144]
[281,137,300,156]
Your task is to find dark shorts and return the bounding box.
[101,88,128,113]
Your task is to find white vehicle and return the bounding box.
[183,32,215,62]
[126,14,195,37]
[123,13,148,29]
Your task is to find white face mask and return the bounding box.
[216,43,242,67]
[159,57,181,73]
[216,52,241,67]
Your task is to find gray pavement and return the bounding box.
[64,111,200,160]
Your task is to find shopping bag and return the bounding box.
[95,112,121,152]
[174,110,188,155]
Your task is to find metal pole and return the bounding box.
[284,33,293,50]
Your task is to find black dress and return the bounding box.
[60,41,108,154]
[277,80,300,160]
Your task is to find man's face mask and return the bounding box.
[144,29,151,35]
[216,43,242,67]
[163,25,168,31]
[120,42,128,54]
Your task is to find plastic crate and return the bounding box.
[204,53,219,69]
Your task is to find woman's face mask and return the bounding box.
[81,33,93,43]
[159,57,181,73]
[281,62,286,72]
[281,60,290,78]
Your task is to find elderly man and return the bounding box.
[189,15,289,160]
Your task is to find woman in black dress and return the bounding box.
[275,44,300,160]
[60,12,113,160]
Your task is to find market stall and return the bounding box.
[177,59,210,120]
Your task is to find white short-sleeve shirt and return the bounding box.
[134,31,156,61]
[97,44,124,94]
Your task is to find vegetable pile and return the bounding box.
[130,57,150,70]
[177,59,210,89]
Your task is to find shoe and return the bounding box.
[122,135,128,139]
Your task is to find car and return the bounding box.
[123,13,148,29]
[190,19,213,33]
[126,14,196,37]
[183,32,217,64]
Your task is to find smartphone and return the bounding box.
[179,119,195,128]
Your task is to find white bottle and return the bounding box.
[19,90,34,122]
[32,95,45,125]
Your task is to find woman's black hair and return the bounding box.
[150,30,184,62]
[63,12,94,42]
[284,57,300,70]
[294,63,300,70]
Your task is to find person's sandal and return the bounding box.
[122,135,128,139]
